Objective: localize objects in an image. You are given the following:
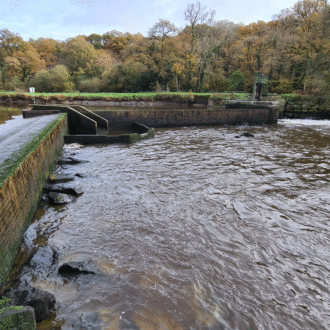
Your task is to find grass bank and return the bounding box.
[0,91,266,103]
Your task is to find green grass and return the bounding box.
[0,91,253,101]
[0,91,293,104]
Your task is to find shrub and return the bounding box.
[29,65,74,93]
[203,69,229,92]
[284,91,330,113]
[228,71,245,91]
[78,78,103,93]
[49,65,74,92]
[4,76,25,91]
[275,78,293,94]
[29,70,51,92]
[102,61,154,92]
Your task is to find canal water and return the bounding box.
[7,118,330,329]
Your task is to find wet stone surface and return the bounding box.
[44,183,84,196]
[57,157,89,165]
[4,282,56,323]
[48,192,74,205]
[47,174,75,184]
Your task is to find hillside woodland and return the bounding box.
[0,0,329,94]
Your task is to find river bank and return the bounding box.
[0,91,282,108]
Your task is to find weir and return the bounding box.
[24,100,280,132]
[0,114,67,291]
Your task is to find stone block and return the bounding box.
[0,306,36,330]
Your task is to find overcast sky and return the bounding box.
[0,0,299,40]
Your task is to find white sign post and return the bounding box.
[29,87,36,104]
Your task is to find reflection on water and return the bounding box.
[18,119,330,329]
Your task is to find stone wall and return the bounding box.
[95,107,279,129]
[0,115,67,291]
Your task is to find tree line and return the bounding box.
[0,0,329,94]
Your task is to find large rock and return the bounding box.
[57,157,89,165]
[4,283,55,323]
[29,247,56,280]
[0,306,36,330]
[48,192,74,205]
[44,183,84,196]
[47,174,75,184]
[58,261,96,277]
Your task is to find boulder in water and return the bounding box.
[235,132,255,138]
[48,192,74,205]
[4,282,56,323]
[57,157,89,165]
[58,261,97,277]
[44,183,84,196]
[47,174,75,184]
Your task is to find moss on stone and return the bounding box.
[0,297,11,308]
[0,114,66,188]
[0,114,67,291]
[0,306,36,330]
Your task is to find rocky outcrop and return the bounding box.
[4,282,56,323]
[0,305,36,330]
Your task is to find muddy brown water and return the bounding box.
[6,119,330,329]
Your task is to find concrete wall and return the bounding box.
[32,105,97,135]
[69,106,108,129]
[0,115,67,291]
[64,123,155,145]
[95,107,279,129]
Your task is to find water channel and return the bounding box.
[2,107,330,329]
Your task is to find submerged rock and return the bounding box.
[63,312,103,330]
[29,247,55,279]
[47,174,75,184]
[235,132,255,138]
[75,173,88,178]
[4,283,56,323]
[48,192,74,205]
[58,261,97,277]
[57,157,89,165]
[44,183,84,196]
[63,313,142,330]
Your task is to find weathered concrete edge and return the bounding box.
[31,105,97,135]
[69,105,109,129]
[0,114,67,188]
[64,127,155,145]
[0,114,67,291]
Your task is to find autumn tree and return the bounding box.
[0,29,24,87]
[62,36,97,83]
[32,38,60,68]
[183,2,216,90]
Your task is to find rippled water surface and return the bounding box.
[31,120,330,329]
